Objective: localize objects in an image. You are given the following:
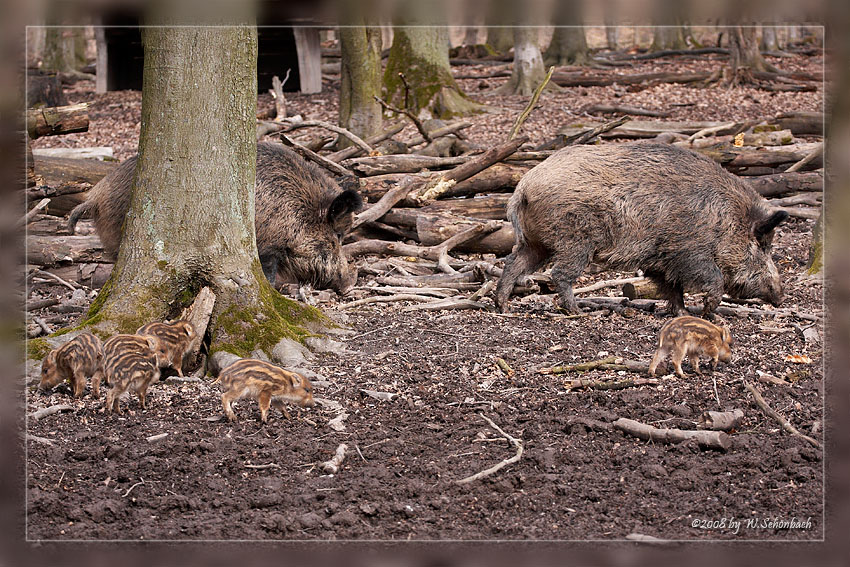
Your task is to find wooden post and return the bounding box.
[293,27,321,94]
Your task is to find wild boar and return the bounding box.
[495,143,788,315]
[136,320,196,378]
[68,142,363,294]
[648,316,733,378]
[213,358,315,423]
[102,334,170,414]
[39,332,103,398]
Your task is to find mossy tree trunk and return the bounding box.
[484,0,513,54]
[384,26,484,119]
[338,10,383,148]
[544,2,590,66]
[86,23,321,356]
[43,27,83,73]
[497,27,545,96]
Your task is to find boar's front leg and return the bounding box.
[495,243,547,312]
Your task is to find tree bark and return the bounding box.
[497,27,546,96]
[728,25,779,84]
[86,22,322,356]
[384,26,484,119]
[544,1,590,66]
[338,11,383,148]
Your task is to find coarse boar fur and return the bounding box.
[68,142,363,294]
[39,332,103,398]
[136,320,196,378]
[495,143,788,315]
[648,316,733,378]
[102,334,170,414]
[214,358,315,423]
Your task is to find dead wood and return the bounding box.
[279,134,356,180]
[352,175,424,230]
[586,104,672,118]
[281,118,373,154]
[19,199,50,228]
[455,414,523,485]
[27,181,92,203]
[745,170,823,197]
[622,279,661,300]
[344,154,469,176]
[550,71,712,89]
[26,103,89,139]
[773,112,823,136]
[374,95,432,143]
[325,121,405,162]
[743,380,821,448]
[338,293,439,310]
[33,155,115,216]
[403,298,490,312]
[415,213,514,255]
[779,206,820,220]
[37,263,113,289]
[320,443,348,474]
[756,370,791,386]
[692,142,824,173]
[28,404,75,420]
[26,267,79,291]
[433,221,503,273]
[405,122,473,147]
[613,417,732,451]
[27,235,106,266]
[179,286,216,367]
[785,142,824,173]
[563,376,659,391]
[699,409,744,431]
[535,115,631,150]
[766,194,821,208]
[26,297,61,311]
[539,355,618,375]
[270,71,290,120]
[609,47,730,61]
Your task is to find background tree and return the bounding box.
[727,25,780,84]
[338,6,383,148]
[383,23,483,119]
[544,1,590,66]
[497,27,546,96]
[87,19,319,355]
[484,0,513,54]
[759,23,781,52]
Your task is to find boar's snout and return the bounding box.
[765,283,783,307]
[333,263,358,296]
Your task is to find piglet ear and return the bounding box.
[327,189,363,226]
[145,335,159,351]
[754,209,788,240]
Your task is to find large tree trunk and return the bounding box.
[760,24,780,52]
[497,27,545,96]
[544,2,590,66]
[87,23,320,355]
[650,26,688,51]
[338,11,383,148]
[384,26,484,119]
[728,25,780,84]
[484,0,513,53]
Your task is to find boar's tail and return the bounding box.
[506,192,528,246]
[67,200,94,235]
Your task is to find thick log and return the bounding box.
[27,181,92,203]
[557,120,742,140]
[613,417,731,451]
[344,154,468,176]
[415,213,514,255]
[33,155,115,216]
[26,235,106,266]
[27,216,94,236]
[586,104,672,118]
[550,71,712,89]
[622,280,661,300]
[26,103,89,139]
[692,142,824,173]
[772,111,824,136]
[40,263,113,289]
[422,194,510,220]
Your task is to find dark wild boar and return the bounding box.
[68,142,363,294]
[495,143,788,316]
[648,316,733,378]
[39,332,103,398]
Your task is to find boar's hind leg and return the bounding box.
[550,248,593,314]
[650,275,687,317]
[495,243,547,312]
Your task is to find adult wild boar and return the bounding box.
[494,143,788,316]
[68,142,362,294]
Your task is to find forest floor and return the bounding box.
[26,49,825,541]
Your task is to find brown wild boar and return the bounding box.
[68,142,363,294]
[214,358,315,423]
[39,332,103,398]
[136,320,196,378]
[495,143,788,316]
[102,334,170,414]
[648,316,733,378]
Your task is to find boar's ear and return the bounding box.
[753,209,788,241]
[327,189,363,227]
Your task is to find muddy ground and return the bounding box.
[25,48,824,541]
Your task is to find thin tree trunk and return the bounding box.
[498,27,545,95]
[88,23,321,355]
[338,13,383,148]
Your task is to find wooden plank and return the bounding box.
[293,27,322,94]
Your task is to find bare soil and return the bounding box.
[26,51,824,541]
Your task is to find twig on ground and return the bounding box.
[563,376,659,391]
[19,198,50,227]
[320,443,348,474]
[32,317,54,336]
[338,293,438,310]
[455,414,523,485]
[28,268,79,291]
[743,381,820,448]
[28,404,74,420]
[539,355,618,375]
[508,66,554,141]
[122,480,145,498]
[245,462,282,470]
[688,122,738,142]
[282,118,373,154]
[613,417,731,451]
[699,409,744,431]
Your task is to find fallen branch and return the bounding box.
[785,142,824,173]
[338,293,438,309]
[374,95,432,143]
[743,381,820,448]
[282,118,373,154]
[27,268,79,291]
[245,462,281,470]
[320,443,348,474]
[538,355,618,375]
[508,66,554,141]
[699,409,744,432]
[455,414,523,485]
[587,104,671,118]
[26,102,89,139]
[279,133,356,180]
[269,70,290,120]
[613,417,731,451]
[564,376,659,391]
[435,220,502,274]
[402,298,490,312]
[325,120,405,162]
[146,433,169,443]
[28,404,74,420]
[18,198,51,228]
